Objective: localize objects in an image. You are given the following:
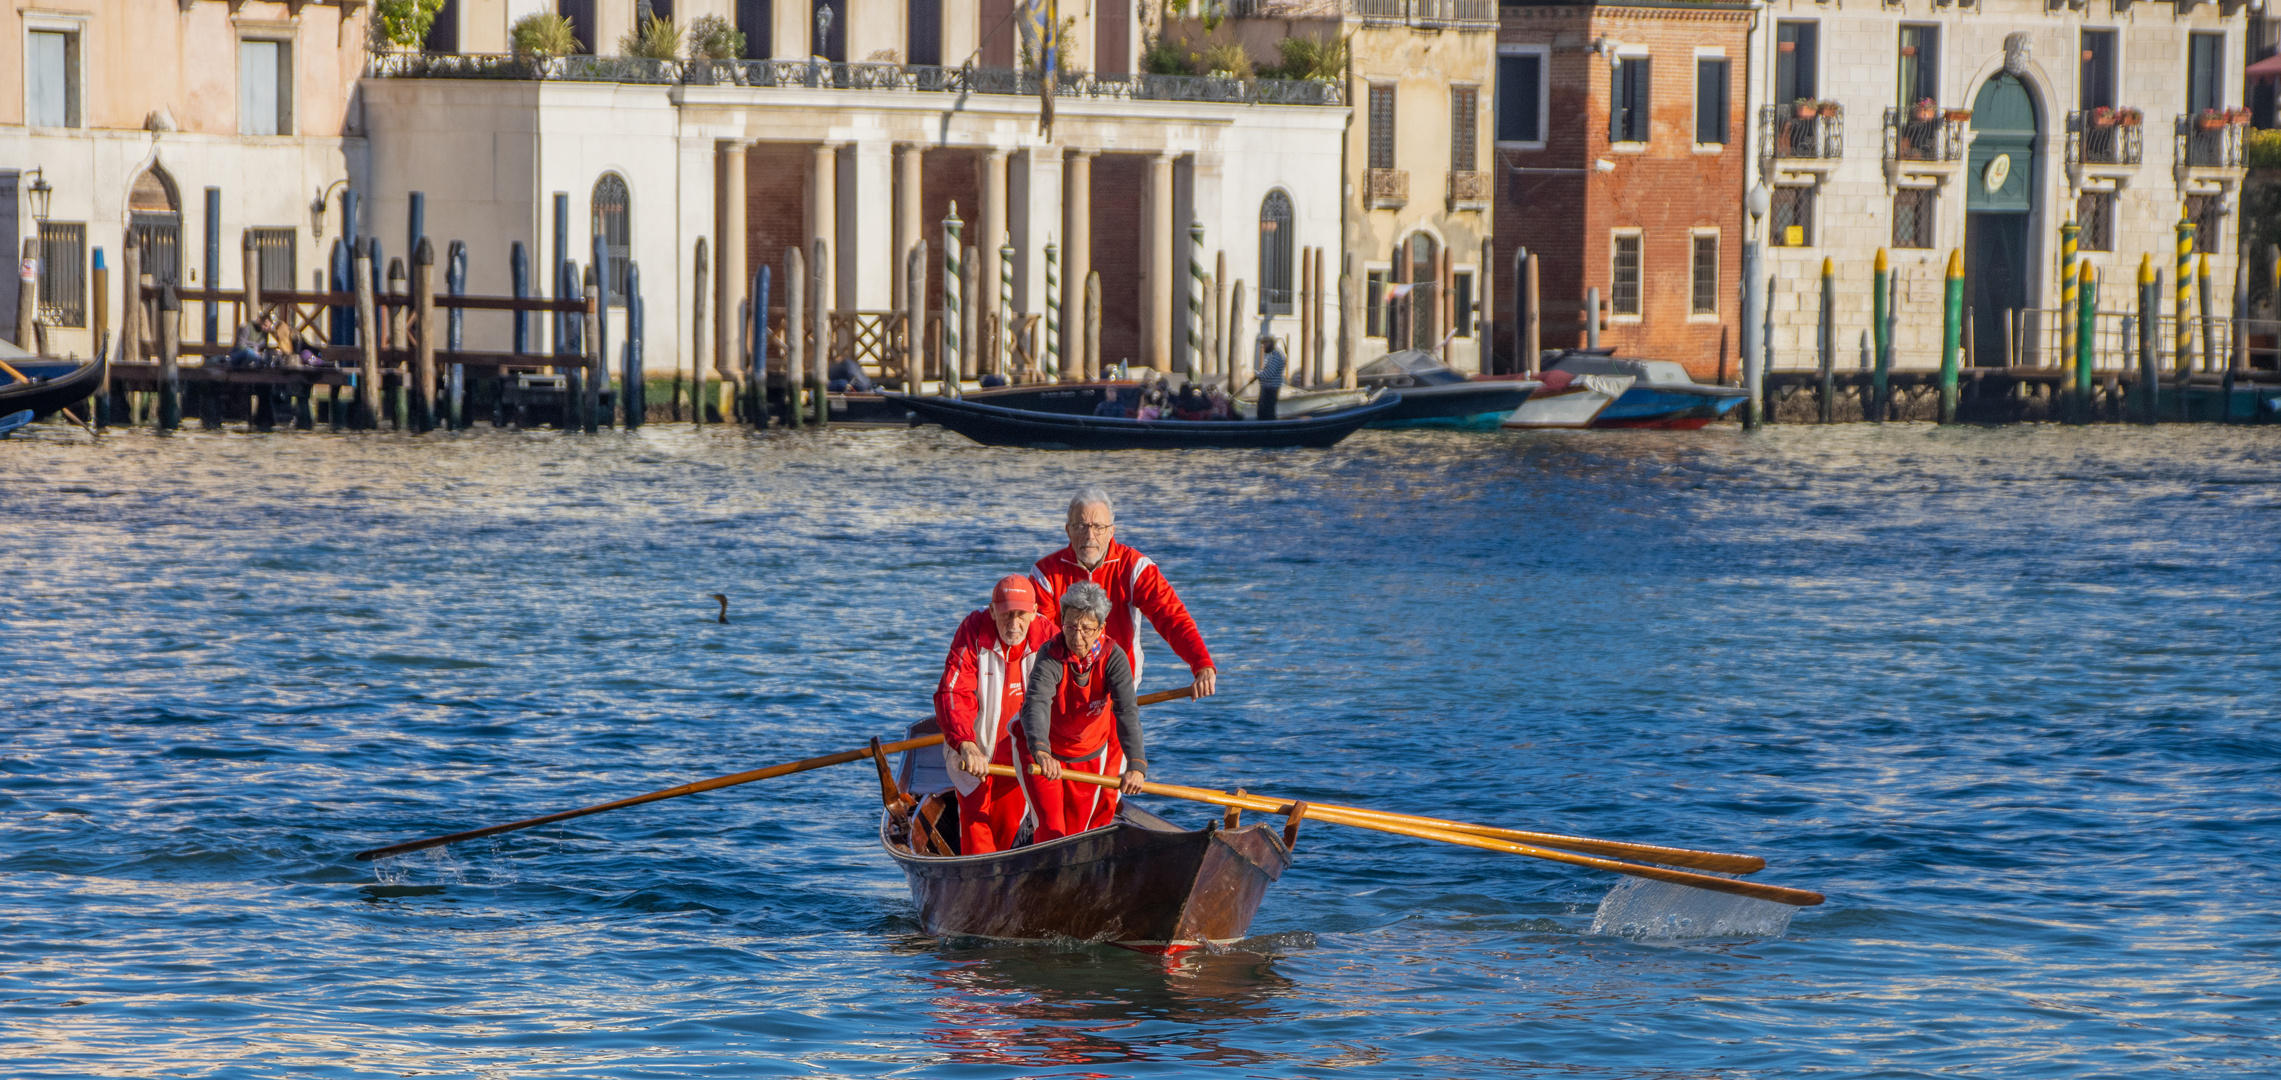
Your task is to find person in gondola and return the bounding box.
[1018,581,1144,841]
[1253,318,1287,421]
[1029,487,1217,700]
[932,575,1058,855]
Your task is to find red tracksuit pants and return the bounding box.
[1019,735,1126,844]
[957,737,1027,856]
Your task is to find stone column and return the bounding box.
[1011,146,1060,327]
[1142,152,1175,373]
[979,149,1009,370]
[845,141,892,309]
[810,143,839,320]
[893,144,925,304]
[1060,150,1093,377]
[716,140,747,383]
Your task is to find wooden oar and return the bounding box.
[991,765,1824,908]
[1282,803,1764,875]
[352,683,1199,861]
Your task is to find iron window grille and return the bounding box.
[1690,234,1718,315]
[2076,192,2115,252]
[1892,188,1935,250]
[1611,234,1641,316]
[1771,186,1815,247]
[1259,189,1295,314]
[37,222,86,327]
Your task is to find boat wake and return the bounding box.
[1588,877,1795,941]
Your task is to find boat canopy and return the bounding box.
[1357,349,1467,387]
[1548,353,1698,387]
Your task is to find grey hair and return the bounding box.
[1067,487,1114,521]
[1060,581,1112,627]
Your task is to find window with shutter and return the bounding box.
[1695,58,1728,145]
[1450,86,1478,172]
[1369,85,1397,170]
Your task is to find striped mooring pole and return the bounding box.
[2074,259,2097,423]
[2175,209,2195,389]
[1044,242,1061,379]
[999,243,1015,377]
[942,203,962,392]
[2059,217,2079,384]
[1940,248,1964,424]
[1188,221,1206,381]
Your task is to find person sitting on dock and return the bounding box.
[1030,487,1217,700]
[1018,581,1143,842]
[227,314,286,369]
[931,575,1058,855]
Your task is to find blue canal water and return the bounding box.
[2,422,2277,1078]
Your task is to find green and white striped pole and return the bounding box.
[942,204,962,394]
[1188,220,1206,382]
[1000,242,1015,378]
[1045,242,1061,380]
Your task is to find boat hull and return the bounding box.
[1589,386,1747,429]
[1503,383,1623,429]
[887,391,1400,449]
[0,356,104,421]
[1366,381,1537,429]
[885,807,1291,952]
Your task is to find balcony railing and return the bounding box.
[2176,115,2247,168]
[1366,167,1408,209]
[2065,110,2144,167]
[1446,170,1489,207]
[1882,107,1966,164]
[1760,104,1843,161]
[366,53,1345,106]
[1229,0,1494,27]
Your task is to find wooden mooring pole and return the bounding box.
[412,239,437,433]
[582,269,601,434]
[785,245,805,424]
[355,239,380,430]
[157,283,181,431]
[2138,255,2160,425]
[750,262,770,426]
[1871,248,1890,422]
[1818,257,1836,424]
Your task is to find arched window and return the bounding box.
[1258,189,1294,315]
[591,173,631,303]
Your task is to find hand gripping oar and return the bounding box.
[991,764,1824,908]
[351,684,1199,861]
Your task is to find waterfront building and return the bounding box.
[1743,0,2250,371]
[1491,0,1755,379]
[1,0,366,357]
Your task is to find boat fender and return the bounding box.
[1282,801,1309,852]
[1537,370,1575,393]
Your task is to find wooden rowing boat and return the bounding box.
[880,724,1293,953]
[0,355,103,421]
[884,391,1399,450]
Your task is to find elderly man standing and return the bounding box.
[1029,487,1217,698]
[932,575,1057,855]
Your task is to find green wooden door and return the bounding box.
[1967,75,2038,364]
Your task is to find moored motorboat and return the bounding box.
[1502,369,1633,429]
[1356,349,1539,429]
[883,723,1292,952]
[1546,352,1749,429]
[885,391,1400,450]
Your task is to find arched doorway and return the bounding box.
[1396,232,1438,351]
[1965,74,2037,366]
[128,166,183,286]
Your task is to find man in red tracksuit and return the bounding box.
[1030,487,1217,698]
[1018,581,1144,841]
[932,575,1057,854]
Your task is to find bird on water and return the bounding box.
[707,594,729,623]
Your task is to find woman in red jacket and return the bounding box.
[931,575,1056,854]
[1017,581,1145,842]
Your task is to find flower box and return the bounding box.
[1912,99,1940,123]
[1944,109,1973,123]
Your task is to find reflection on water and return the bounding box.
[1,423,2278,1077]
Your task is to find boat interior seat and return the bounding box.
[896,718,957,797]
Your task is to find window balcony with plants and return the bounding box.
[1761,100,1843,164]
[2067,106,2144,168]
[1883,100,1968,166]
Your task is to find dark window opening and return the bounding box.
[1775,22,1817,106]
[592,173,632,302]
[1695,58,1729,145]
[1611,57,1650,144]
[2080,30,2117,111]
[737,0,773,58]
[1259,190,1295,315]
[1496,53,1542,143]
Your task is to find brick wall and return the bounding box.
[1493,5,1749,380]
[745,143,812,285]
[919,149,981,322]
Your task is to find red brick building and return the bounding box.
[1493,2,1752,380]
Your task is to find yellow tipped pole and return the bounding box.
[2059,217,2080,382]
[1818,256,1836,424]
[2138,253,2159,424]
[1872,248,1891,421]
[1940,248,1965,423]
[2196,251,2215,378]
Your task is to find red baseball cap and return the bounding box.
[991,575,1038,614]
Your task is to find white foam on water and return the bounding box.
[1589,876,1795,941]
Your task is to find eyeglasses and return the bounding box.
[1066,621,1105,635]
[1069,522,1114,534]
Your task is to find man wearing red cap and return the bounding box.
[931,575,1057,854]
[1030,486,1217,698]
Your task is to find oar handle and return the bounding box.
[988,764,1824,908]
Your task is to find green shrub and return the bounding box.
[688,15,746,60]
[511,12,579,58]
[2248,128,2281,170]
[1273,33,1348,82]
[375,0,447,51]
[1141,39,1195,76]
[1201,41,1252,79]
[620,15,681,60]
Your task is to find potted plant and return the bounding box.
[2228,106,2254,125]
[1794,97,1817,120]
[1912,97,1939,123]
[2198,108,2228,131]
[2089,105,2117,128]
[1945,107,1973,123]
[1817,100,1840,119]
[2117,107,2142,127]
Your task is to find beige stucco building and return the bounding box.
[2,0,366,356]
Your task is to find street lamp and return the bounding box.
[311,179,352,239]
[1746,182,1771,228]
[25,168,52,222]
[1742,182,1772,429]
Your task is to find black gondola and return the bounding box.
[0,356,103,422]
[885,391,1400,450]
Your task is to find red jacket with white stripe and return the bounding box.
[1031,540,1213,686]
[932,610,1057,758]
